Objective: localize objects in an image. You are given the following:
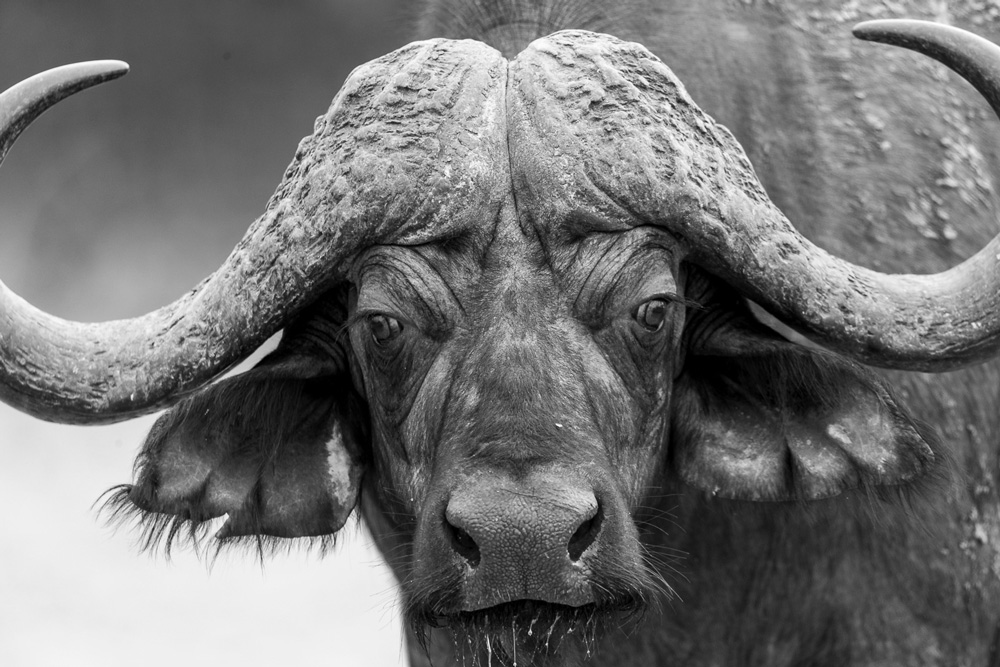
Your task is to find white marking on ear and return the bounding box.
[825,423,853,447]
[827,412,897,474]
[325,420,355,509]
[463,383,481,411]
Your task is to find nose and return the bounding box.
[443,473,602,609]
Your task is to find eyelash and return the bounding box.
[632,292,699,310]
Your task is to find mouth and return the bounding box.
[413,598,646,667]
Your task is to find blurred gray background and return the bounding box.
[0,2,415,665]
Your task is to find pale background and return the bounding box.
[0,2,415,665]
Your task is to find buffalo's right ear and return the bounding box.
[104,295,368,554]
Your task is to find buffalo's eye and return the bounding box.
[368,314,403,345]
[634,298,670,332]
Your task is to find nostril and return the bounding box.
[453,526,476,551]
[567,503,602,562]
[445,518,481,566]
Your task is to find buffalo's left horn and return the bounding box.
[707,20,1000,371]
[510,22,1000,371]
[665,20,1000,371]
[0,41,509,423]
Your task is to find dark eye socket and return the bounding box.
[368,314,403,345]
[634,298,670,332]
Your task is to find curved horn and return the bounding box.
[0,61,128,160]
[509,25,1000,372]
[852,19,1000,114]
[0,41,509,424]
[716,19,1000,370]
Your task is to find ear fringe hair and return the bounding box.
[97,485,340,564]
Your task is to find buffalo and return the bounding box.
[3,2,1000,666]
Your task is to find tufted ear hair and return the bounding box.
[669,270,937,502]
[103,293,368,555]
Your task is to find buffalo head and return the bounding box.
[1,19,999,666]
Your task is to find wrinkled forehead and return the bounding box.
[291,29,705,260]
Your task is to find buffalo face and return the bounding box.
[349,221,682,656]
[14,19,1000,667]
[98,27,943,666]
[341,198,936,664]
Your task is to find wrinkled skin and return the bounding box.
[353,216,682,665]
[9,2,1000,667]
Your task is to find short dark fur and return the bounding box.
[95,3,1000,665]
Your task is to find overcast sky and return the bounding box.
[0,3,415,665]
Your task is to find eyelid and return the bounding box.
[623,292,693,318]
[355,257,457,336]
[353,276,420,327]
[346,308,414,331]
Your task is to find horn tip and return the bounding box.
[70,59,130,84]
[852,19,923,42]
[96,59,130,77]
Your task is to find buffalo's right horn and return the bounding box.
[0,40,509,424]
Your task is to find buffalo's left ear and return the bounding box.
[670,275,936,501]
[105,296,368,552]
